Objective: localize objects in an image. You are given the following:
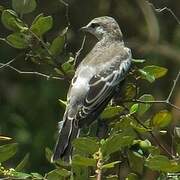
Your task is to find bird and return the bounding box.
[51,16,132,162]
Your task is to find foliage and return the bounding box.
[0,0,180,180]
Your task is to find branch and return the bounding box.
[146,1,180,25]
[0,63,64,80]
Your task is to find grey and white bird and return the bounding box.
[51,16,132,162]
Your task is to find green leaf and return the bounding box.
[152,110,172,128]
[30,15,53,36]
[101,106,124,119]
[7,32,30,49]
[58,99,67,109]
[143,65,168,79]
[12,0,37,15]
[130,104,139,114]
[102,133,134,156]
[72,137,99,154]
[128,151,144,174]
[12,172,31,179]
[45,147,53,162]
[126,173,139,180]
[138,69,155,83]
[1,9,26,31]
[47,168,71,180]
[49,27,68,56]
[31,173,43,179]
[0,143,18,163]
[145,155,180,172]
[102,161,121,169]
[50,35,65,56]
[15,153,30,171]
[61,57,75,75]
[138,94,154,116]
[122,83,136,100]
[72,154,96,167]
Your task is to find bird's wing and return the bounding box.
[76,51,132,124]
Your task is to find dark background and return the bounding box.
[0,0,180,174]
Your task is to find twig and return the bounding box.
[59,0,70,27]
[146,1,180,25]
[0,63,64,80]
[74,35,86,67]
[0,53,24,69]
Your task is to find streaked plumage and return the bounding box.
[51,16,132,162]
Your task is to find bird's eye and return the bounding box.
[90,23,99,28]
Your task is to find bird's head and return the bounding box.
[80,16,123,41]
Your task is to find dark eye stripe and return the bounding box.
[91,23,99,28]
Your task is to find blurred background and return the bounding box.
[0,0,180,175]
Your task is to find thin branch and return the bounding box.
[167,70,180,101]
[146,1,180,25]
[59,0,70,27]
[0,63,64,80]
[0,53,23,69]
[74,35,86,67]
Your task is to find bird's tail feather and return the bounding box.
[51,115,80,162]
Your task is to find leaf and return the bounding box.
[122,83,136,100]
[58,99,67,109]
[138,69,155,83]
[72,137,99,154]
[1,9,26,31]
[126,173,139,180]
[0,136,12,141]
[72,154,96,167]
[102,133,134,156]
[145,155,180,172]
[0,143,18,163]
[31,173,43,179]
[49,28,68,56]
[128,151,144,174]
[30,15,53,36]
[7,32,30,49]
[143,65,168,79]
[138,94,154,116]
[45,147,53,162]
[12,0,37,15]
[47,168,71,180]
[15,153,30,171]
[130,104,139,114]
[12,172,31,179]
[102,161,121,169]
[101,106,124,119]
[152,110,172,128]
[61,57,75,75]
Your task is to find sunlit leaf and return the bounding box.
[143,65,168,79]
[152,110,172,128]
[145,155,180,172]
[12,0,37,15]
[130,104,139,114]
[102,133,134,156]
[0,143,18,163]
[138,94,154,116]
[132,59,146,63]
[7,32,30,49]
[1,9,26,31]
[72,154,96,167]
[47,168,70,180]
[31,173,43,179]
[30,15,53,36]
[15,153,30,171]
[58,99,67,109]
[72,137,99,154]
[12,172,31,179]
[138,69,155,83]
[102,161,121,169]
[101,106,124,119]
[45,147,53,162]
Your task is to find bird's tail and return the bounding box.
[51,114,80,162]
